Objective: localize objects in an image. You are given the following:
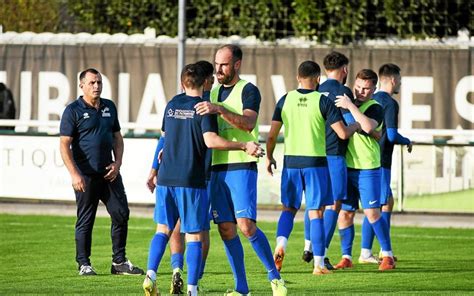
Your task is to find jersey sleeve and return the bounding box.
[201,114,218,134]
[271,94,287,122]
[320,95,342,125]
[364,104,384,126]
[384,100,399,129]
[110,101,121,132]
[342,86,354,100]
[59,105,76,136]
[242,83,261,114]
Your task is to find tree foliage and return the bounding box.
[1,0,472,44]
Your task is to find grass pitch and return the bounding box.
[1,214,473,295]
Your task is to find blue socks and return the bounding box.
[199,256,206,280]
[223,236,249,294]
[382,211,392,230]
[310,218,325,256]
[171,253,184,271]
[276,210,295,239]
[186,241,202,285]
[249,228,281,281]
[323,209,338,249]
[361,216,375,250]
[304,209,311,241]
[371,217,392,252]
[339,225,354,257]
[147,232,169,271]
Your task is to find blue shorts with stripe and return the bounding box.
[327,155,348,202]
[380,167,392,205]
[209,169,257,223]
[341,168,381,211]
[154,185,210,233]
[281,167,333,210]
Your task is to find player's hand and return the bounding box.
[72,172,86,192]
[146,170,158,193]
[407,142,413,153]
[194,101,220,115]
[244,141,265,158]
[266,157,277,176]
[335,94,353,109]
[104,162,120,182]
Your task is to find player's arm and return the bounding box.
[194,101,257,132]
[203,131,264,157]
[59,136,86,192]
[266,121,282,176]
[335,94,378,134]
[331,121,360,140]
[384,102,412,152]
[104,131,123,182]
[147,133,165,193]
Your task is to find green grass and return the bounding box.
[401,189,474,212]
[1,214,474,295]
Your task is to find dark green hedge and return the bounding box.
[1,0,472,44]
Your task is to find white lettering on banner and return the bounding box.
[400,76,433,129]
[38,72,70,133]
[455,75,474,123]
[0,71,6,84]
[16,71,33,133]
[118,73,130,133]
[271,75,286,102]
[135,74,167,134]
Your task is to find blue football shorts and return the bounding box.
[154,185,210,233]
[280,166,332,210]
[341,168,381,211]
[209,169,257,223]
[380,167,392,205]
[327,155,348,202]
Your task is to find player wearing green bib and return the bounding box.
[334,69,395,271]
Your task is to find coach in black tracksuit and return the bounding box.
[59,68,143,276]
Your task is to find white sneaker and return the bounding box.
[79,264,97,276]
[358,255,380,264]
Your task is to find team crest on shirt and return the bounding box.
[101,107,111,117]
[83,112,90,119]
[212,210,219,219]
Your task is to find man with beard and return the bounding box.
[359,63,412,263]
[194,44,287,296]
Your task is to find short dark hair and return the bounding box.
[195,60,214,78]
[355,69,378,86]
[323,51,349,70]
[218,44,243,63]
[298,60,321,78]
[378,63,401,78]
[79,68,100,81]
[181,63,205,89]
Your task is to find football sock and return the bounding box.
[276,210,295,241]
[304,240,312,252]
[198,256,207,280]
[304,209,311,242]
[186,241,202,285]
[323,209,338,249]
[339,225,354,257]
[147,232,169,272]
[310,218,325,257]
[382,211,392,231]
[249,228,281,281]
[171,252,184,271]
[223,236,249,294]
[371,217,392,254]
[361,216,375,250]
[187,285,197,296]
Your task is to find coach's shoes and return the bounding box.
[271,278,287,296]
[111,259,145,275]
[170,268,184,295]
[78,264,97,276]
[324,257,335,270]
[358,254,380,264]
[224,289,251,296]
[334,258,353,269]
[274,246,285,272]
[143,275,159,296]
[379,256,396,271]
[302,250,313,263]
